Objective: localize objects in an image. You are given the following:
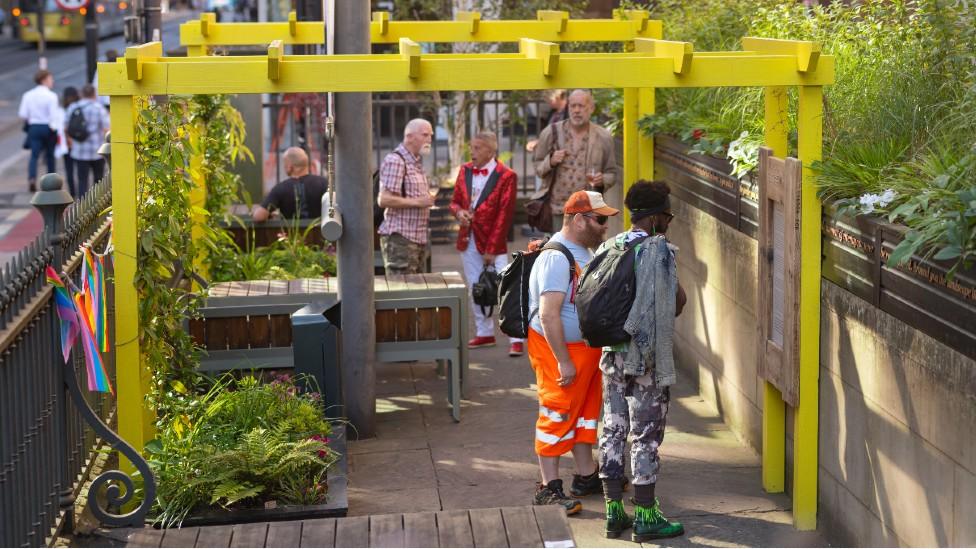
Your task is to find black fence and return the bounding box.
[0,177,115,547]
[655,133,976,360]
[264,92,551,196]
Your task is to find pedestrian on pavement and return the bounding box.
[252,147,327,222]
[449,130,525,357]
[525,89,568,155]
[595,180,686,542]
[532,89,619,231]
[19,70,59,192]
[529,190,618,515]
[58,86,80,196]
[376,118,437,275]
[65,84,110,197]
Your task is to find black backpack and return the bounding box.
[373,150,408,228]
[576,234,651,347]
[498,239,576,339]
[66,107,90,142]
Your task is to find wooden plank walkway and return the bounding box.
[121,506,574,548]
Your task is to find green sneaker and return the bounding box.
[632,499,684,541]
[604,499,633,539]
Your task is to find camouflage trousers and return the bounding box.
[598,367,671,486]
[380,232,428,275]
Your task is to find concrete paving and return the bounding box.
[344,240,829,547]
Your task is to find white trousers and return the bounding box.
[461,240,524,343]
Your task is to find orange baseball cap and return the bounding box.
[563,190,620,216]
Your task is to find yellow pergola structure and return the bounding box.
[104,33,831,530]
[178,9,662,55]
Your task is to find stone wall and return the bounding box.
[669,198,976,546]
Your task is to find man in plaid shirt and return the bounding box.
[376,119,437,274]
[65,84,110,197]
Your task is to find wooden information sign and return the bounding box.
[757,147,802,406]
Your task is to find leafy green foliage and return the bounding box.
[636,0,976,273]
[209,218,338,283]
[147,374,337,527]
[134,97,206,406]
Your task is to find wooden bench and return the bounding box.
[118,505,576,548]
[188,273,469,420]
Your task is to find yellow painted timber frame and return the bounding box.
[179,9,662,53]
[105,35,830,530]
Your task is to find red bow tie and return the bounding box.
[472,167,489,176]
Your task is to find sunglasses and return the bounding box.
[581,213,609,225]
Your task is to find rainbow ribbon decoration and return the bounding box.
[81,247,111,353]
[47,266,114,394]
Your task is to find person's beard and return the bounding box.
[419,143,432,156]
[583,224,606,249]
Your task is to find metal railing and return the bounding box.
[263,92,551,196]
[0,175,151,547]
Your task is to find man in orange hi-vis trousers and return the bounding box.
[527,191,618,515]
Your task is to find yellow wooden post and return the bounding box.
[189,121,208,284]
[794,84,823,530]
[762,85,788,494]
[622,87,639,227]
[637,87,654,181]
[111,95,154,470]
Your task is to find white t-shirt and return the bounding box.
[18,85,59,127]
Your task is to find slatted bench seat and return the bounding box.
[187,273,469,420]
[117,505,576,548]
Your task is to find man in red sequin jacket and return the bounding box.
[449,130,524,356]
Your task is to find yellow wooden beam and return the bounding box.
[368,18,661,43]
[399,38,421,78]
[179,16,324,46]
[268,39,283,80]
[613,8,649,33]
[200,11,216,36]
[633,38,693,74]
[520,38,559,77]
[124,41,162,81]
[761,85,789,495]
[100,52,833,95]
[623,87,639,228]
[372,10,389,36]
[287,10,297,36]
[536,10,568,34]
[456,11,480,34]
[793,84,823,531]
[188,121,208,286]
[742,37,820,73]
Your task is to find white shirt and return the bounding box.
[19,85,59,127]
[470,158,497,208]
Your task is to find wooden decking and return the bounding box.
[121,506,575,548]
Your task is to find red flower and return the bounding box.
[692,128,706,140]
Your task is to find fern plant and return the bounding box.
[146,374,337,528]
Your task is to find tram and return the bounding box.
[13,0,128,43]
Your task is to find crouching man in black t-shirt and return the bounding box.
[252,147,328,221]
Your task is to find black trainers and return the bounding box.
[572,468,628,497]
[571,468,601,497]
[533,479,582,515]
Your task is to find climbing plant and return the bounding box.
[134,96,205,411]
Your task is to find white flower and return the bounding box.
[878,189,897,207]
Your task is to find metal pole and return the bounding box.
[144,0,161,42]
[334,0,375,437]
[84,0,98,83]
[36,0,46,69]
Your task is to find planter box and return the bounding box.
[655,133,976,359]
[654,134,759,238]
[173,424,349,528]
[822,206,976,359]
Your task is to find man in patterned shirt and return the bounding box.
[532,89,619,232]
[65,84,110,197]
[376,119,437,274]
